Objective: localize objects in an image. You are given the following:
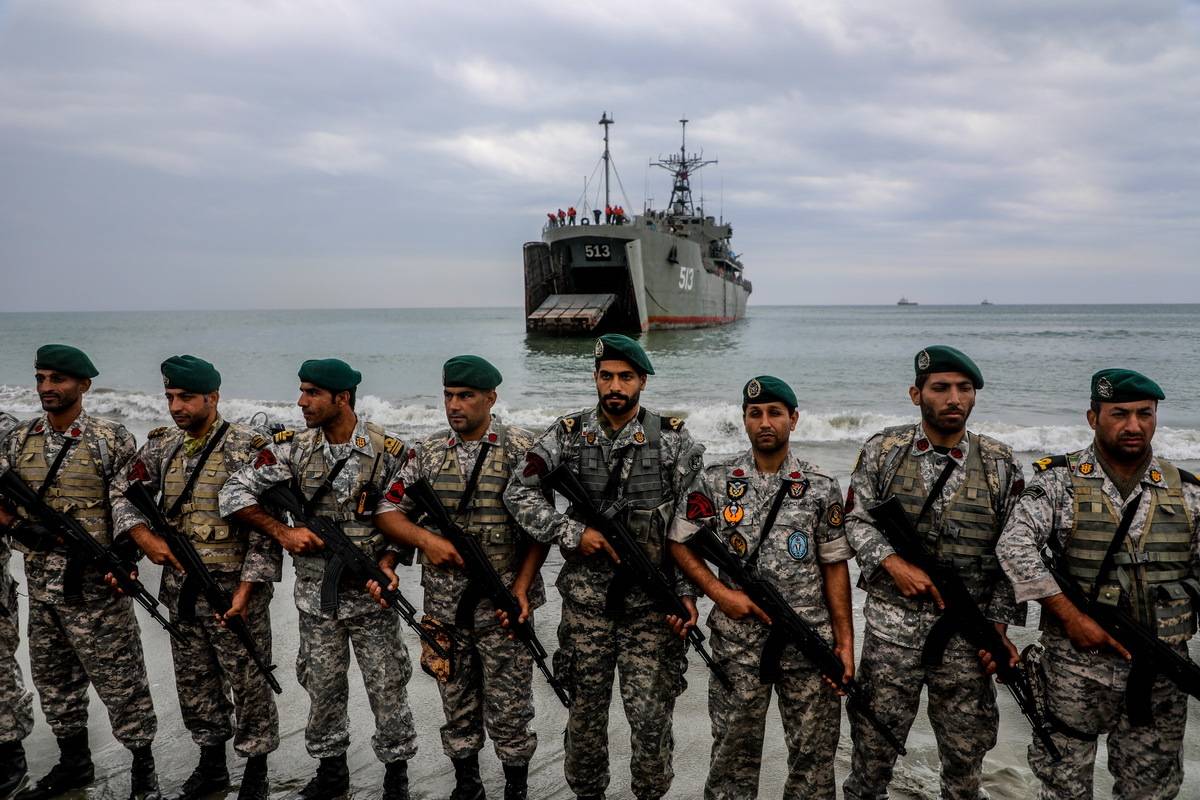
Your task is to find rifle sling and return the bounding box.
[304,455,350,517]
[745,479,790,564]
[37,438,77,500]
[456,441,493,516]
[165,421,231,519]
[1087,494,1142,607]
[915,458,958,531]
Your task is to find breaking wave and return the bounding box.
[3,385,1200,460]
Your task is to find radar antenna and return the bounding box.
[651,118,716,217]
[599,112,613,212]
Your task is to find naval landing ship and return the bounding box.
[524,114,752,334]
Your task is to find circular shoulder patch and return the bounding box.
[787,531,810,561]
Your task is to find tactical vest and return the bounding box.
[1064,460,1197,644]
[426,424,519,571]
[161,433,246,570]
[14,424,110,547]
[293,423,388,579]
[574,413,669,563]
[885,437,1001,579]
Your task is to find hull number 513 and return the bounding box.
[678,266,695,291]
[584,244,611,260]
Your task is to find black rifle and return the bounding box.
[541,464,732,689]
[0,468,187,642]
[406,477,571,707]
[1043,515,1200,722]
[869,495,1062,760]
[123,481,282,694]
[686,523,907,755]
[258,482,451,660]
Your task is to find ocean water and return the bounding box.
[1,304,1198,798]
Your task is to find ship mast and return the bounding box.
[652,117,716,217]
[599,111,613,212]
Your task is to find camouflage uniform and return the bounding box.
[843,423,1025,800]
[379,417,542,765]
[0,411,33,748]
[504,405,704,800]
[996,445,1200,799]
[0,411,156,749]
[109,417,282,757]
[669,449,851,800]
[219,417,417,765]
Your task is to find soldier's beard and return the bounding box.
[920,399,971,437]
[599,390,639,417]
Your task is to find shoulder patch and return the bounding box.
[383,436,404,456]
[664,416,685,432]
[559,415,581,434]
[1179,468,1200,487]
[1033,455,1069,473]
[273,430,295,444]
[147,426,169,439]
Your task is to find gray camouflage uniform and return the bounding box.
[843,423,1025,800]
[379,417,542,765]
[504,405,704,800]
[996,445,1200,800]
[670,449,851,800]
[0,410,157,750]
[0,411,33,748]
[219,417,417,764]
[109,418,281,757]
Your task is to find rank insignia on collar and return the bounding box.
[788,480,809,499]
[1150,469,1163,483]
[355,435,367,448]
[728,480,747,499]
[723,504,745,525]
[746,379,762,399]
[729,532,748,557]
[916,439,930,452]
[585,431,596,445]
[828,502,844,527]
[487,433,498,443]
[732,468,745,477]
[633,431,646,445]
[1079,462,1094,475]
[917,350,931,370]
[561,417,576,434]
[32,422,44,434]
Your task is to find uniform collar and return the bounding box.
[182,414,223,451]
[912,423,969,465]
[319,417,374,456]
[32,409,89,439]
[729,449,806,481]
[584,406,648,449]
[1078,444,1167,488]
[446,416,500,449]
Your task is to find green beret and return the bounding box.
[443,355,502,390]
[298,358,362,393]
[1091,369,1164,403]
[915,345,983,389]
[593,334,654,375]
[161,355,221,393]
[743,375,797,411]
[35,344,98,379]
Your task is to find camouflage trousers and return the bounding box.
[0,581,33,745]
[706,657,840,800]
[843,632,997,800]
[165,576,279,756]
[555,599,687,800]
[27,594,156,748]
[296,607,416,763]
[434,619,536,764]
[1029,633,1187,800]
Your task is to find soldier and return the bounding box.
[219,358,416,800]
[996,369,1199,799]
[370,355,547,800]
[0,345,161,800]
[0,410,31,796]
[504,334,705,800]
[108,356,281,800]
[842,346,1025,800]
[668,376,855,799]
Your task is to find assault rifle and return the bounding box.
[0,468,187,642]
[686,523,907,755]
[869,496,1062,760]
[406,478,571,707]
[258,482,451,660]
[123,481,282,694]
[541,464,732,690]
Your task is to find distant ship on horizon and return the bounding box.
[897,297,918,306]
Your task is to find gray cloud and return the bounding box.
[0,0,1197,309]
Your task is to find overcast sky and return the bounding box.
[1,0,1197,310]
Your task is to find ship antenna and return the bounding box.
[599,111,613,213]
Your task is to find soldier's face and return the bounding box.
[911,373,975,436]
[166,388,218,434]
[35,370,88,413]
[444,387,495,436]
[595,361,645,416]
[1088,400,1156,463]
[743,402,797,455]
[297,382,340,429]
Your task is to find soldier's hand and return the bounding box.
[279,525,324,556]
[218,582,254,627]
[978,623,1020,678]
[103,568,136,595]
[822,640,855,696]
[130,525,185,574]
[495,588,531,638]
[578,527,620,563]
[715,587,772,625]
[1063,609,1132,661]
[422,534,465,570]
[366,562,400,610]
[883,555,944,610]
[665,595,699,640]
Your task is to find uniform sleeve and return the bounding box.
[986,457,1028,625]
[108,425,138,482]
[996,468,1064,604]
[218,441,296,517]
[815,475,853,564]
[375,442,422,517]
[668,462,716,544]
[844,438,895,579]
[108,438,166,537]
[503,423,585,548]
[221,431,283,583]
[1183,482,1200,583]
